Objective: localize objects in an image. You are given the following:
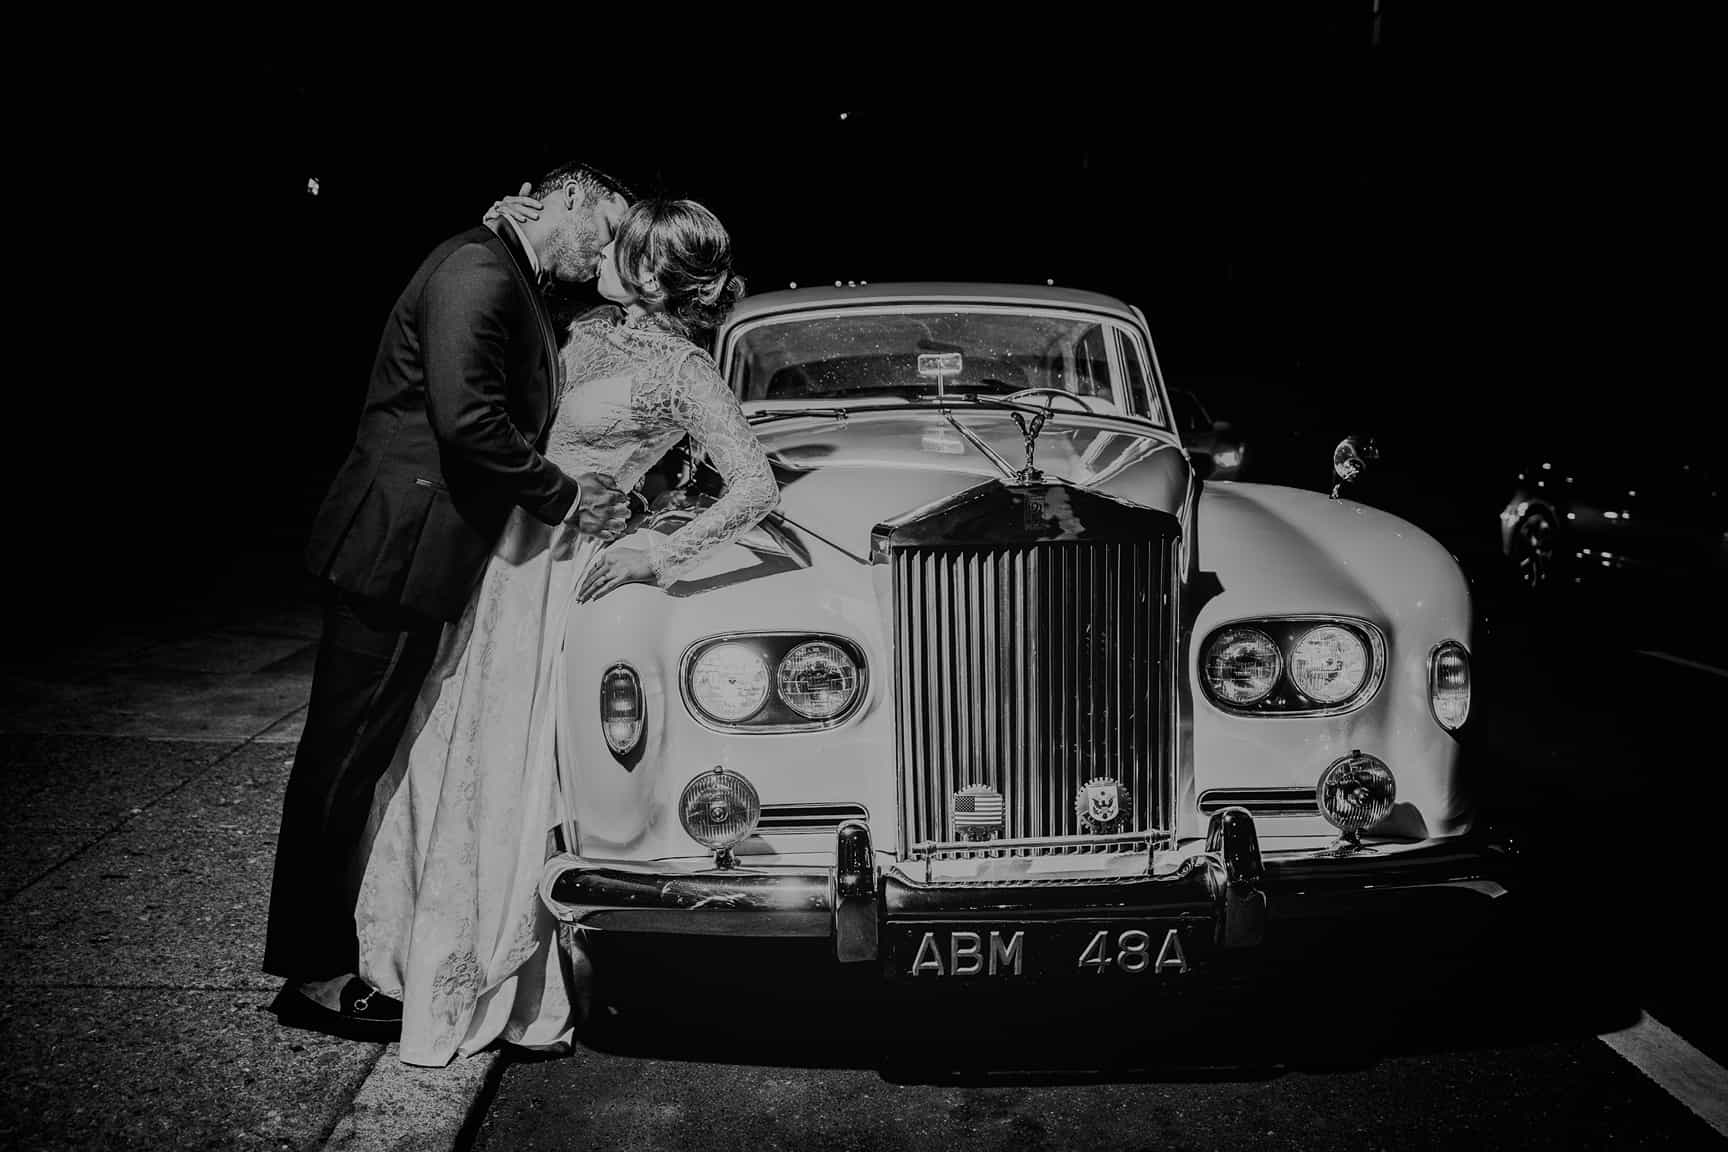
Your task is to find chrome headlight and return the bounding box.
[682,634,868,731]
[687,642,771,723]
[1429,640,1471,731]
[1201,627,1281,705]
[1198,617,1385,716]
[776,640,860,720]
[1288,625,1370,704]
[678,767,761,858]
[1316,751,1395,833]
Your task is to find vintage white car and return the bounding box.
[540,283,1511,994]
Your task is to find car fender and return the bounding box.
[1182,481,1475,844]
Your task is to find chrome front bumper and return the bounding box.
[539,811,1514,964]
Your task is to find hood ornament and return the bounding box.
[1011,410,1048,484]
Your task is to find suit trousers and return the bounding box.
[263,583,444,980]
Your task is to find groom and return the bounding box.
[264,161,635,1041]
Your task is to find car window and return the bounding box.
[729,307,1165,426]
[1115,331,1159,422]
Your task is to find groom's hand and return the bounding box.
[571,472,630,539]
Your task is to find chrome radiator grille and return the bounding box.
[892,539,1173,857]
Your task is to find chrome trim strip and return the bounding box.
[758,802,871,834]
[1197,788,1319,817]
[911,830,1168,859]
[1197,614,1389,719]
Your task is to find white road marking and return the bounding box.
[1598,1011,1728,1137]
[1635,650,1728,679]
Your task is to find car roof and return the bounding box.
[724,282,1142,326]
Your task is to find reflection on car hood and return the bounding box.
[755,411,1187,556]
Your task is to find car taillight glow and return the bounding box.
[599,662,643,754]
[1288,625,1370,704]
[1316,751,1396,833]
[688,642,771,723]
[1202,627,1281,705]
[776,640,860,720]
[1429,640,1471,731]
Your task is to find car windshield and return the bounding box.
[727,307,1164,423]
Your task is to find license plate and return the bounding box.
[887,921,1208,980]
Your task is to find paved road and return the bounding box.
[472,596,1728,1150]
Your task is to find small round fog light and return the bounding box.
[678,767,761,865]
[1316,750,1395,839]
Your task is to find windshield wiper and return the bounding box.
[747,407,857,425]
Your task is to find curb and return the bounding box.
[321,1045,505,1152]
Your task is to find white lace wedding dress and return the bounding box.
[354,311,778,1066]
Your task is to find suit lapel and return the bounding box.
[483,222,561,436]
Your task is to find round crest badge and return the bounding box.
[952,783,1006,842]
[1075,777,1130,835]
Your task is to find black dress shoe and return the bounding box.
[271,978,403,1043]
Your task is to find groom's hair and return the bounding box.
[532,161,635,207]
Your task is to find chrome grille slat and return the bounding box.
[893,538,1169,857]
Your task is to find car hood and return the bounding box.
[756,413,1190,555]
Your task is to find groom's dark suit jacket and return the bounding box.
[306,223,580,622]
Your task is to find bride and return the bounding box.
[353,197,779,1066]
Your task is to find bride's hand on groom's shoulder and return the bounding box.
[577,541,656,603]
[482,182,543,226]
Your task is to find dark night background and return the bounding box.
[8,7,1709,641]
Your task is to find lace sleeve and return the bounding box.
[641,350,780,585]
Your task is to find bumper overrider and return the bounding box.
[539,809,1515,976]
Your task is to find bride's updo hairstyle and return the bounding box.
[613,198,745,334]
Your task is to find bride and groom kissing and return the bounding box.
[263,161,779,1066]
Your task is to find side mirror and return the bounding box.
[1330,435,1380,499]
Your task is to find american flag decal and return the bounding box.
[953,784,1005,840]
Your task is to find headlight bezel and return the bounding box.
[1198,615,1387,717]
[681,632,869,732]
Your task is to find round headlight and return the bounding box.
[777,640,860,720]
[1316,751,1396,834]
[1288,625,1370,704]
[1430,640,1471,731]
[688,642,771,723]
[678,767,761,852]
[1202,627,1282,705]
